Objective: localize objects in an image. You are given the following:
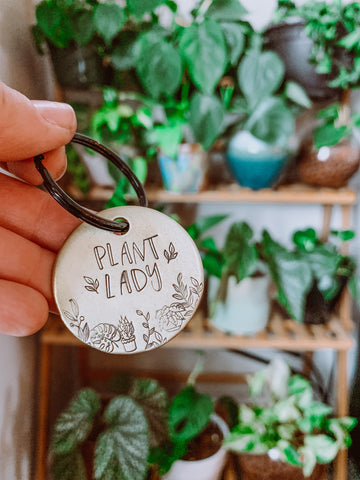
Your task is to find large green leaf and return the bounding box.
[168,385,213,443]
[94,397,149,480]
[129,378,169,447]
[221,22,245,66]
[186,214,228,240]
[136,33,183,99]
[179,19,227,93]
[127,0,166,17]
[205,0,248,21]
[51,389,101,456]
[72,10,95,45]
[35,1,73,47]
[93,3,126,45]
[223,222,258,282]
[313,123,349,149]
[188,92,225,150]
[246,96,294,147]
[238,50,284,108]
[51,449,87,480]
[284,81,311,108]
[111,32,138,71]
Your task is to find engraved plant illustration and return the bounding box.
[163,242,178,263]
[136,310,166,350]
[90,323,121,353]
[83,276,99,293]
[118,316,137,352]
[63,298,90,343]
[156,273,203,333]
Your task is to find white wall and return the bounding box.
[0,1,51,478]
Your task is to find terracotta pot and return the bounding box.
[297,140,360,188]
[237,453,325,480]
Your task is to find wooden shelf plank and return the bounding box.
[68,183,357,206]
[41,313,354,351]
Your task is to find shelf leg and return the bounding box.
[35,343,52,480]
[334,349,349,480]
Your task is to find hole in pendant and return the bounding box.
[113,217,129,235]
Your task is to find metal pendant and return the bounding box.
[53,206,204,354]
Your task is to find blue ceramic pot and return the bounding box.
[158,143,207,193]
[226,131,290,189]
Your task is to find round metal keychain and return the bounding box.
[35,133,203,354]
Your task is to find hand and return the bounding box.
[0,81,80,336]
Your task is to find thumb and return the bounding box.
[0,81,77,162]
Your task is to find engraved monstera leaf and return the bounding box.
[90,324,121,353]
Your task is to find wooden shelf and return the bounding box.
[69,183,357,206]
[41,312,354,351]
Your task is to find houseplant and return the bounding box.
[260,227,357,324]
[265,0,360,99]
[224,356,357,479]
[149,354,229,480]
[202,221,271,335]
[224,41,311,189]
[296,100,360,188]
[49,374,169,480]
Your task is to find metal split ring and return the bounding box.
[34,132,148,233]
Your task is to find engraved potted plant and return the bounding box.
[118,315,137,352]
[224,356,357,479]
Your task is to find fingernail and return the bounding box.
[33,100,76,130]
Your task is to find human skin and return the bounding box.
[0,81,81,336]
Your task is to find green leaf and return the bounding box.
[72,10,95,46]
[337,28,360,50]
[148,441,187,475]
[111,32,137,71]
[168,385,213,443]
[313,124,349,149]
[188,92,225,150]
[187,214,228,240]
[127,0,166,18]
[284,81,311,108]
[246,96,294,147]
[93,3,126,45]
[221,22,245,66]
[148,120,184,159]
[283,444,302,466]
[51,449,87,480]
[35,1,73,47]
[292,228,317,251]
[288,374,312,396]
[136,33,183,99]
[179,18,227,93]
[238,50,284,108]
[223,222,258,282]
[205,0,248,21]
[202,251,225,278]
[299,445,317,477]
[51,389,101,456]
[94,397,149,480]
[304,435,339,463]
[129,378,169,447]
[224,431,258,452]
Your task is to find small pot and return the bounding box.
[237,453,325,480]
[226,131,290,190]
[162,414,229,480]
[264,20,339,100]
[209,275,270,336]
[157,144,208,193]
[48,42,111,89]
[297,139,360,188]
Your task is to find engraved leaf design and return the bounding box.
[143,334,149,343]
[83,276,99,293]
[136,310,143,316]
[79,323,90,342]
[164,250,170,262]
[169,242,175,254]
[70,298,79,318]
[64,310,75,322]
[142,322,149,328]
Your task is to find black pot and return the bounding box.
[48,42,111,89]
[264,20,339,100]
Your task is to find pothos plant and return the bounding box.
[49,373,169,480]
[273,0,360,90]
[224,356,357,477]
[260,227,357,323]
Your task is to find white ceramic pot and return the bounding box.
[162,414,229,480]
[209,275,270,336]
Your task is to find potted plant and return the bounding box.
[49,373,169,480]
[264,0,360,100]
[149,355,230,480]
[260,227,357,324]
[296,100,360,188]
[223,41,311,190]
[202,221,271,336]
[224,356,357,479]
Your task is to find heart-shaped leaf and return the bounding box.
[93,3,126,45]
